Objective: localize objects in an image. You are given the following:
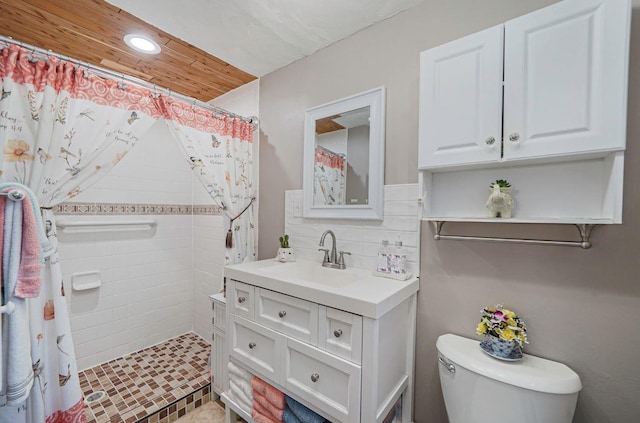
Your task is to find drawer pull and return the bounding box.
[310,373,320,383]
[333,329,343,338]
[238,296,246,303]
[249,341,257,349]
[278,310,287,318]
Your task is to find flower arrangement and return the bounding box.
[476,304,528,348]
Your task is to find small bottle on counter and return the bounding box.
[390,241,407,275]
[377,240,391,273]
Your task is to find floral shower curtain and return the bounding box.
[314,146,346,205]
[0,44,160,422]
[155,97,256,264]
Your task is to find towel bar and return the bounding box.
[56,219,158,233]
[432,221,596,249]
[0,190,25,201]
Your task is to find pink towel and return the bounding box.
[8,188,42,298]
[252,408,280,423]
[252,376,286,409]
[254,391,284,421]
[0,196,4,289]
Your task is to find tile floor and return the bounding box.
[79,332,211,423]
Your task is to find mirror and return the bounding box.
[303,87,385,219]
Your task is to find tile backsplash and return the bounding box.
[284,184,420,276]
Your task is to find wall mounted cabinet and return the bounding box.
[418,0,630,228]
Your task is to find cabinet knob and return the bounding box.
[278,310,287,318]
[509,132,520,142]
[485,136,496,146]
[333,329,343,338]
[310,373,320,383]
[249,341,256,349]
[238,296,246,303]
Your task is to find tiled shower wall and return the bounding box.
[284,184,420,276]
[58,120,225,370]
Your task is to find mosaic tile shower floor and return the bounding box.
[79,332,212,423]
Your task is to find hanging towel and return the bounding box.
[252,376,286,409]
[285,395,327,423]
[254,391,284,421]
[1,198,34,406]
[0,183,53,258]
[282,407,303,423]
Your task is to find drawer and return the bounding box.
[212,301,226,331]
[318,306,362,364]
[284,337,361,423]
[230,315,283,382]
[256,288,318,344]
[229,280,254,319]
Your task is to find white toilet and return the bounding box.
[436,334,582,423]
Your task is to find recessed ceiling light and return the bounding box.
[124,34,161,55]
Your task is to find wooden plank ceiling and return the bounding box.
[0,0,257,101]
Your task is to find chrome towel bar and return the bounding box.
[432,221,596,249]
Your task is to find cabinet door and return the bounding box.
[255,288,319,344]
[418,25,503,169]
[503,0,630,160]
[230,315,283,382]
[318,306,362,364]
[229,280,254,320]
[284,337,361,423]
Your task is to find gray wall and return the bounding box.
[258,1,640,421]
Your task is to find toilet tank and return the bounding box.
[436,334,582,423]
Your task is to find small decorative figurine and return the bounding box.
[486,179,514,218]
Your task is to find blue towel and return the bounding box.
[1,198,34,406]
[282,407,302,423]
[285,396,326,423]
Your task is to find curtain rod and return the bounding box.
[0,35,258,127]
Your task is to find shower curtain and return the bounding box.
[0,44,160,423]
[155,97,256,264]
[313,146,346,205]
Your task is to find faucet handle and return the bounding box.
[318,248,330,263]
[337,251,351,266]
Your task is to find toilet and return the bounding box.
[436,334,582,423]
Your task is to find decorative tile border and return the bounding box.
[137,384,213,423]
[54,202,223,216]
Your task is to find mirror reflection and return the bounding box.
[313,106,370,206]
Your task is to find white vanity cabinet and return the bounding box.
[418,0,630,225]
[222,260,419,423]
[419,0,630,169]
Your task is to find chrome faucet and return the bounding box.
[318,230,350,269]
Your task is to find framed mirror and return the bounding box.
[303,87,385,219]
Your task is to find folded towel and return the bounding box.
[230,377,253,409]
[1,198,34,406]
[254,391,284,421]
[228,360,253,382]
[283,407,303,423]
[252,376,286,409]
[254,396,283,422]
[252,408,280,423]
[285,395,326,423]
[228,388,252,415]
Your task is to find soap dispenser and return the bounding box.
[390,241,407,275]
[377,240,391,273]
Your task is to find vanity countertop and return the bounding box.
[224,259,419,319]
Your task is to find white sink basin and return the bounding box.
[260,260,366,288]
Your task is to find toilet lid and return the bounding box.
[436,334,582,394]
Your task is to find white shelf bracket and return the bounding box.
[432,221,596,249]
